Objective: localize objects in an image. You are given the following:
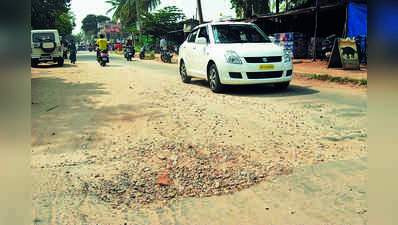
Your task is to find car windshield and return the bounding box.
[212,24,271,44]
[32,33,55,43]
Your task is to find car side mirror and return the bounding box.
[196,37,207,45]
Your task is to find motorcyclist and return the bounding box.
[125,37,134,48]
[96,34,108,60]
[124,37,135,59]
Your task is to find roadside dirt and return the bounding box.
[31,54,367,224]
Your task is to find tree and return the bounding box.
[31,0,74,35]
[81,14,111,38]
[230,0,270,18]
[106,0,161,45]
[73,32,84,43]
[55,12,76,36]
[141,6,185,37]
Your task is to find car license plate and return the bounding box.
[41,56,51,60]
[42,43,54,48]
[259,64,274,70]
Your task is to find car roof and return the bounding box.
[194,21,254,29]
[31,30,58,33]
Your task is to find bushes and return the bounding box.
[144,51,155,60]
[310,73,367,86]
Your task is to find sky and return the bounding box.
[71,0,236,34]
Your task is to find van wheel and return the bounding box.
[31,59,38,68]
[57,58,64,67]
[208,64,224,93]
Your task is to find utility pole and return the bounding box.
[196,0,204,24]
[276,0,280,13]
[136,0,143,47]
[312,0,319,61]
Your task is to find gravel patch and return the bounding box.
[79,142,292,209]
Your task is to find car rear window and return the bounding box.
[32,33,55,43]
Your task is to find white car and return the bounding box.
[178,22,293,93]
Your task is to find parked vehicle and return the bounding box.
[139,46,146,59]
[178,22,293,93]
[160,49,173,63]
[78,45,87,51]
[97,50,109,66]
[31,29,64,67]
[124,46,135,61]
[321,34,337,61]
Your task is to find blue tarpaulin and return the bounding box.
[347,3,367,38]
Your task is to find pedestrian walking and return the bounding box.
[68,40,77,64]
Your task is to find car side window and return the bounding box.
[198,27,209,43]
[188,29,199,43]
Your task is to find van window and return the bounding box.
[32,33,55,43]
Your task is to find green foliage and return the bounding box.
[310,73,367,86]
[73,33,84,43]
[140,6,185,38]
[107,0,161,28]
[31,0,73,34]
[359,79,367,86]
[55,12,75,36]
[81,14,111,39]
[230,0,270,18]
[145,51,156,60]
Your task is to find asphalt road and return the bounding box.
[31,51,368,224]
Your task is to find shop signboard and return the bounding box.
[328,38,360,70]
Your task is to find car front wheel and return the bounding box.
[179,61,191,83]
[208,64,224,93]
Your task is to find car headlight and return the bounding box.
[282,49,292,63]
[224,50,242,64]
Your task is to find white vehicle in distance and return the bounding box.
[178,22,293,93]
[31,29,64,67]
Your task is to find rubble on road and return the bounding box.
[79,142,292,209]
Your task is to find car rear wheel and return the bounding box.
[208,64,224,93]
[179,61,191,83]
[274,81,290,90]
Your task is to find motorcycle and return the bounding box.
[321,34,337,61]
[160,49,173,63]
[124,46,135,61]
[139,46,146,60]
[97,49,109,66]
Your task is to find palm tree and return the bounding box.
[106,0,161,45]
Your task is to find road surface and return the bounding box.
[31,52,367,224]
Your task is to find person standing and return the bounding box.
[118,43,122,53]
[68,40,77,64]
[160,37,167,52]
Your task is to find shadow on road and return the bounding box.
[189,80,319,97]
[31,76,165,154]
[34,63,77,69]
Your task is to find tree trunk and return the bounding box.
[276,0,280,13]
[196,0,204,24]
[136,0,143,47]
[312,0,319,61]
